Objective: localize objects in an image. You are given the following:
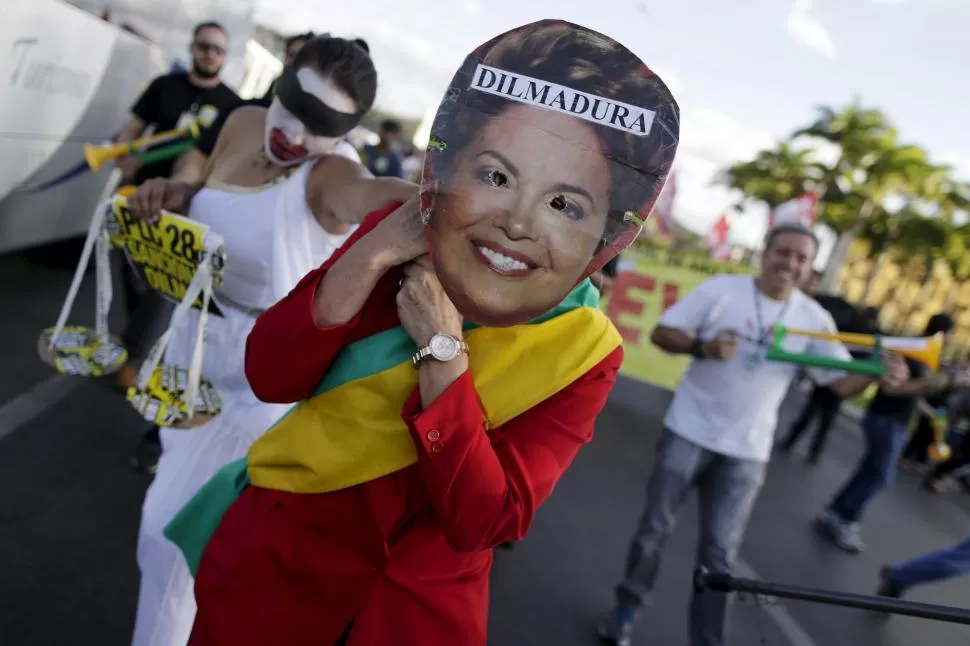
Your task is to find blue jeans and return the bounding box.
[617,429,766,646]
[887,534,970,590]
[829,414,909,523]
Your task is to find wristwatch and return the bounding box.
[411,333,469,366]
[690,337,706,359]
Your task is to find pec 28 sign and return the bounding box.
[107,196,225,317]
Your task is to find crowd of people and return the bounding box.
[82,16,970,646]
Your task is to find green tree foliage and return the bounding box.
[718,100,965,260]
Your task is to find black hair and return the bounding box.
[860,306,881,333]
[764,222,819,254]
[925,313,955,337]
[289,35,377,113]
[285,32,315,50]
[193,21,225,40]
[381,119,402,134]
[353,38,370,53]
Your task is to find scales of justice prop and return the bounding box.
[38,125,226,429]
[693,324,970,626]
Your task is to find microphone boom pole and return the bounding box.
[694,568,970,626]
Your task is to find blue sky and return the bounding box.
[255,0,970,249]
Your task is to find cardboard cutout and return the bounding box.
[420,19,679,327]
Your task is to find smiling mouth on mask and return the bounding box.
[471,239,537,278]
[269,127,308,161]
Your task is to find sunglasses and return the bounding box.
[193,41,226,55]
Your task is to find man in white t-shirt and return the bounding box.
[598,223,908,646]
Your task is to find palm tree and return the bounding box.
[718,102,960,311]
[943,223,970,310]
[894,213,952,322]
[854,205,895,299]
[792,101,897,190]
[855,160,953,302]
[789,102,925,288]
[717,142,822,210]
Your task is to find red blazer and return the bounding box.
[192,205,623,646]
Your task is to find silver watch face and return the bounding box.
[429,333,459,361]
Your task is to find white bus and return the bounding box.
[0,0,260,255]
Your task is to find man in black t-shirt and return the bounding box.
[780,305,881,464]
[923,385,970,492]
[172,33,370,182]
[114,21,241,475]
[817,313,970,554]
[900,379,954,469]
[117,22,241,185]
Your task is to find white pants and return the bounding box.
[130,308,289,646]
[131,423,260,646]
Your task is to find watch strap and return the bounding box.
[411,336,469,366]
[690,337,706,359]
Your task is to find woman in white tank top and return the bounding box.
[123,36,415,646]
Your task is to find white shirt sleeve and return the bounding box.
[658,276,725,336]
[805,308,853,385]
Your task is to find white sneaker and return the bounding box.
[835,522,865,554]
[814,509,842,536]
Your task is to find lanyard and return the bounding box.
[752,278,791,348]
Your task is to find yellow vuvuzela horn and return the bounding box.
[781,328,943,370]
[83,123,201,172]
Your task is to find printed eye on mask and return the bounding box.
[419,19,680,328]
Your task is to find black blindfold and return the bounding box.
[275,65,363,138]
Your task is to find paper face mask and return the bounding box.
[264,67,360,166]
[420,19,680,327]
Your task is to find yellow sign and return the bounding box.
[107,196,224,316]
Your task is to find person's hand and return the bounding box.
[702,330,739,361]
[878,353,910,389]
[115,154,142,180]
[370,194,427,269]
[127,178,191,224]
[396,256,462,348]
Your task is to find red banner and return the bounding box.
[708,213,731,260]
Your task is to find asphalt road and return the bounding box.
[1,249,969,646]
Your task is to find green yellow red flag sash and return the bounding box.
[246,280,621,493]
[165,279,621,574]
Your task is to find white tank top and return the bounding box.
[189,160,355,312]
